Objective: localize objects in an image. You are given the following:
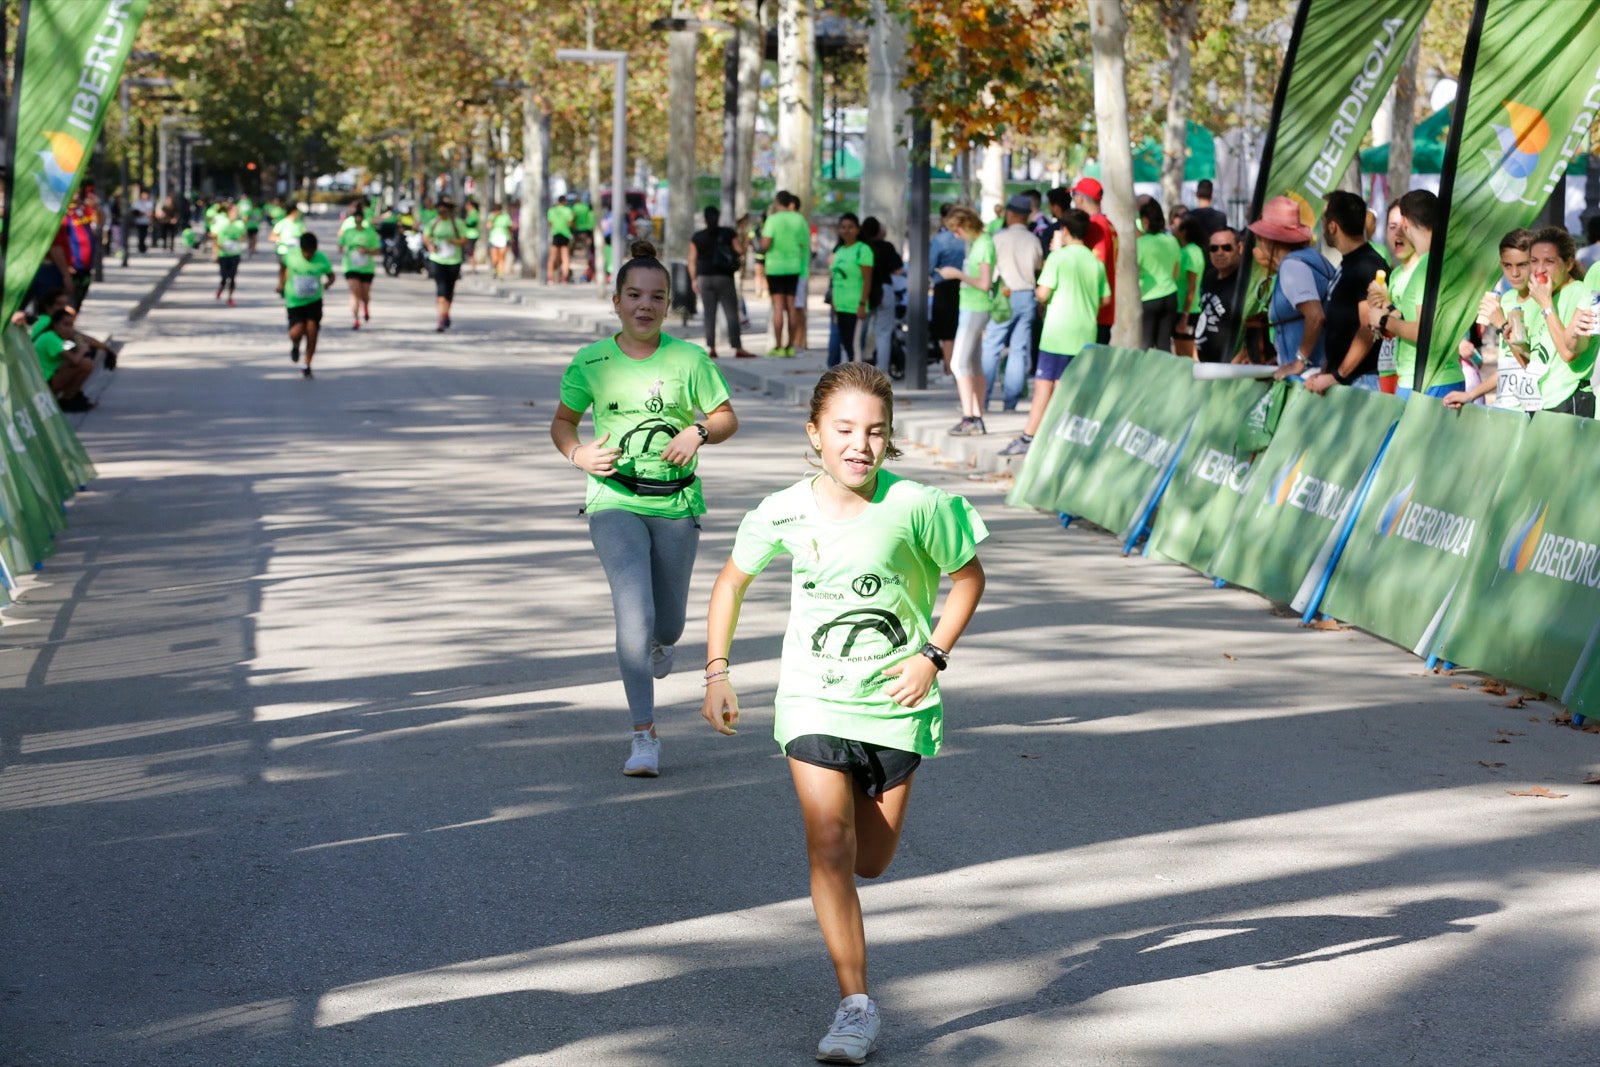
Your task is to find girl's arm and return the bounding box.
[702,559,757,735]
[661,400,739,465]
[550,402,620,476]
[883,555,986,707]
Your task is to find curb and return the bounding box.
[128,252,192,322]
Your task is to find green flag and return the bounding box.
[1415,0,1600,394]
[1255,0,1430,225]
[3,0,151,322]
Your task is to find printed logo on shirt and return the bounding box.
[852,574,883,597]
[607,402,620,412]
[645,379,666,414]
[771,515,801,526]
[811,608,908,659]
[802,580,844,601]
[619,418,679,457]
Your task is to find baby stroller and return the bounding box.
[886,278,943,381]
[383,227,427,276]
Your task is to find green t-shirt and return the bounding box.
[761,210,811,276]
[829,241,874,315]
[419,208,438,231]
[281,249,332,308]
[271,215,305,256]
[214,218,248,259]
[1179,241,1205,313]
[425,217,469,265]
[238,197,256,227]
[264,203,286,224]
[547,204,575,239]
[557,333,732,518]
[958,232,996,312]
[1136,231,1181,301]
[340,222,382,275]
[1499,287,1546,393]
[1390,250,1464,391]
[984,216,1003,235]
[571,202,594,231]
[34,329,66,380]
[1533,280,1600,408]
[1037,244,1110,357]
[488,211,513,241]
[730,471,989,757]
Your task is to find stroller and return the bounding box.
[886,277,943,381]
[383,226,427,276]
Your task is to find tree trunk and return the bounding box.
[1089,0,1141,348]
[1159,0,1199,212]
[1386,30,1421,204]
[734,0,764,222]
[667,10,698,262]
[776,0,815,214]
[519,89,551,282]
[586,4,602,229]
[862,0,910,245]
[979,142,1006,223]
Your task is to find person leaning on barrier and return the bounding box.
[1194,228,1245,363]
[1305,191,1387,394]
[1523,226,1599,418]
[1249,195,1334,380]
[1442,228,1536,410]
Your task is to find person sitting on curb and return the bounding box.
[34,308,96,412]
[21,286,117,368]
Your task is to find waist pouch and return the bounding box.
[608,472,696,497]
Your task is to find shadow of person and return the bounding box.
[920,897,1500,1046]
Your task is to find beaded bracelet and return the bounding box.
[704,668,730,686]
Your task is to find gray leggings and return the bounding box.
[589,508,701,728]
[700,273,741,350]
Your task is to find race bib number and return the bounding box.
[349,250,371,268]
[291,274,321,299]
[1376,338,1397,375]
[1496,355,1543,412]
[434,241,455,258]
[222,239,243,255]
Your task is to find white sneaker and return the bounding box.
[816,995,879,1064]
[650,640,674,679]
[623,731,660,777]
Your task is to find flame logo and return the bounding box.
[1376,476,1416,537]
[1269,453,1305,507]
[33,130,83,213]
[1483,101,1549,204]
[1499,502,1547,573]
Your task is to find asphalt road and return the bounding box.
[3,239,1598,1066]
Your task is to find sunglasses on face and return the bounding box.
[1208,244,1235,252]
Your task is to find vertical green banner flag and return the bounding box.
[1254,0,1430,224]
[2,0,151,322]
[1319,399,1526,655]
[1415,0,1600,394]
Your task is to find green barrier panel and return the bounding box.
[1009,347,1138,512]
[1208,385,1403,604]
[3,326,95,490]
[1145,377,1272,572]
[1050,352,1202,536]
[1435,413,1600,709]
[1320,399,1526,654]
[0,336,67,567]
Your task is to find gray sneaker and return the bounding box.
[949,417,986,437]
[816,996,880,1064]
[998,435,1032,456]
[623,731,660,777]
[650,640,674,679]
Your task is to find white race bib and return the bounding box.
[1496,354,1543,412]
[291,274,321,299]
[349,250,371,268]
[1376,338,1397,375]
[222,239,243,255]
[434,240,455,258]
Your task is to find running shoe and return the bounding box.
[734,349,757,358]
[227,297,235,307]
[444,315,453,329]
[352,320,360,330]
[650,641,674,679]
[623,731,660,777]
[302,367,313,379]
[215,287,223,300]
[290,342,300,363]
[949,417,986,437]
[363,306,370,321]
[765,346,790,358]
[816,996,879,1064]
[707,348,718,360]
[998,435,1032,456]
[59,394,95,412]
[436,322,446,333]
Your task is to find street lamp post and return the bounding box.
[557,49,628,292]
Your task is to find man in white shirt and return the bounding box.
[982,194,1045,411]
[132,188,154,254]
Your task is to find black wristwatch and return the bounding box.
[919,642,948,671]
[693,423,709,443]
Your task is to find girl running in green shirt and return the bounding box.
[550,239,741,777]
[486,203,514,279]
[701,363,988,1065]
[340,205,382,329]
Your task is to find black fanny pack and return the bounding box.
[608,472,696,497]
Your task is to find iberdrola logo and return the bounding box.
[1376,477,1416,537]
[1268,453,1306,507]
[1500,502,1547,573]
[1484,101,1548,205]
[35,130,84,213]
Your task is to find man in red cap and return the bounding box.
[1072,178,1117,343]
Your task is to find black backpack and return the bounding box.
[707,227,741,274]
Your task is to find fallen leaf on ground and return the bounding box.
[1495,729,1525,736]
[1583,723,1600,734]
[1450,683,1470,690]
[1528,717,1543,723]
[1479,681,1509,696]
[1303,618,1351,631]
[1582,774,1600,785]
[1221,653,1237,661]
[1491,737,1511,744]
[1500,697,1527,709]
[1433,666,1457,675]
[1507,786,1568,799]
[1019,753,1041,759]
[1479,760,1506,768]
